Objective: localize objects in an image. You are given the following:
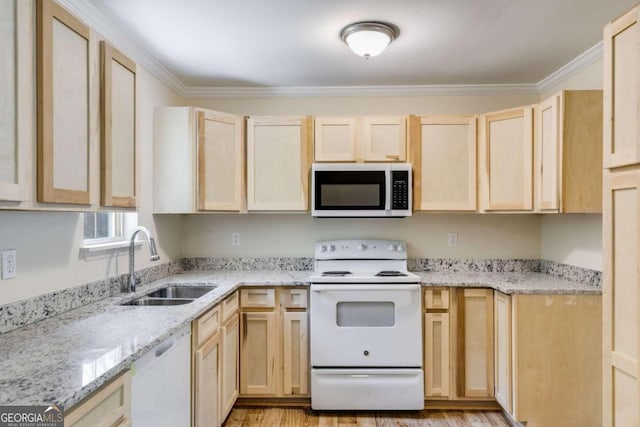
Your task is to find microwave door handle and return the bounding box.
[385,170,391,211]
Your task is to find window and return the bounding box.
[83,212,138,247]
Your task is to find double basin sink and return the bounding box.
[122,284,216,306]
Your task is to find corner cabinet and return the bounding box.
[534,90,602,213]
[246,116,312,211]
[410,115,477,211]
[153,107,245,213]
[37,0,92,205]
[494,292,602,427]
[0,0,31,204]
[479,107,533,211]
[239,287,309,398]
[314,116,407,162]
[603,6,640,169]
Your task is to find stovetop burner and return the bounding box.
[375,270,408,277]
[321,271,353,277]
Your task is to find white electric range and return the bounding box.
[310,239,424,410]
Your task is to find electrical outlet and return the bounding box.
[2,249,17,279]
[447,232,458,247]
[231,232,240,246]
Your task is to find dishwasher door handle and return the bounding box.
[155,340,174,358]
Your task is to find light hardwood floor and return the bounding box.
[223,407,510,426]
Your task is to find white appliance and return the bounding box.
[131,326,191,427]
[310,239,424,410]
[311,163,412,217]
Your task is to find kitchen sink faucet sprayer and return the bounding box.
[127,226,160,293]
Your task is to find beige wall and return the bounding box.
[540,214,602,271]
[183,213,541,259]
[540,58,603,99]
[0,67,184,306]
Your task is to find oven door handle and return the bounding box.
[311,284,420,292]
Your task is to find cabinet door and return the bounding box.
[482,108,533,211]
[100,41,136,208]
[220,313,239,422]
[458,289,494,398]
[603,169,640,427]
[412,115,476,211]
[362,116,406,161]
[604,7,640,169]
[536,95,560,211]
[198,110,244,211]
[494,291,512,414]
[314,117,358,162]
[0,0,30,202]
[194,334,220,427]
[65,371,131,427]
[240,311,277,395]
[283,311,308,396]
[247,116,312,211]
[37,0,91,204]
[424,312,450,398]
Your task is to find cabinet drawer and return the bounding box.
[193,305,220,348]
[281,288,308,309]
[65,370,131,427]
[222,291,239,322]
[241,288,276,308]
[425,289,450,310]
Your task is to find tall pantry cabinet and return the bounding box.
[603,5,640,426]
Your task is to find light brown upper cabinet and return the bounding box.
[604,6,640,169]
[100,41,136,208]
[37,0,91,205]
[480,107,533,211]
[314,116,358,161]
[534,90,603,213]
[247,116,312,211]
[410,115,477,211]
[314,116,407,162]
[153,107,245,213]
[0,0,31,204]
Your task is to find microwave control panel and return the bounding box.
[391,171,409,210]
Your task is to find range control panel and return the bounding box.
[315,239,407,260]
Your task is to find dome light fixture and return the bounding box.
[340,21,398,59]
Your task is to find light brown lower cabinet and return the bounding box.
[64,370,131,427]
[493,291,602,427]
[240,287,309,398]
[192,305,221,427]
[424,288,451,398]
[220,307,240,421]
[457,288,494,398]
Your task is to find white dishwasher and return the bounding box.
[131,325,191,427]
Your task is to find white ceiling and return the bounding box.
[88,0,636,88]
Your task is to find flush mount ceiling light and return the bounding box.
[340,22,398,59]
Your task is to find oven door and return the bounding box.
[310,284,422,367]
[312,167,389,217]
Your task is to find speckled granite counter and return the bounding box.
[417,271,601,295]
[0,269,599,410]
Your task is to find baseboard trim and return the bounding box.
[234,397,502,411]
[235,397,312,407]
[424,400,501,410]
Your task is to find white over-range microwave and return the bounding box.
[311,163,412,217]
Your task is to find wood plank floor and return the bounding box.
[223,407,510,427]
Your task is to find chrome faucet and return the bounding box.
[127,226,160,293]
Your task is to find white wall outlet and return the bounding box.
[447,232,458,247]
[2,249,17,279]
[231,232,240,246]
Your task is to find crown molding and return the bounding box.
[56,0,602,99]
[56,0,187,97]
[182,83,540,98]
[536,42,603,95]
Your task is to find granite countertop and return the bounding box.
[0,269,599,410]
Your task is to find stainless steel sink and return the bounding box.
[145,285,216,299]
[121,284,217,306]
[122,297,193,306]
